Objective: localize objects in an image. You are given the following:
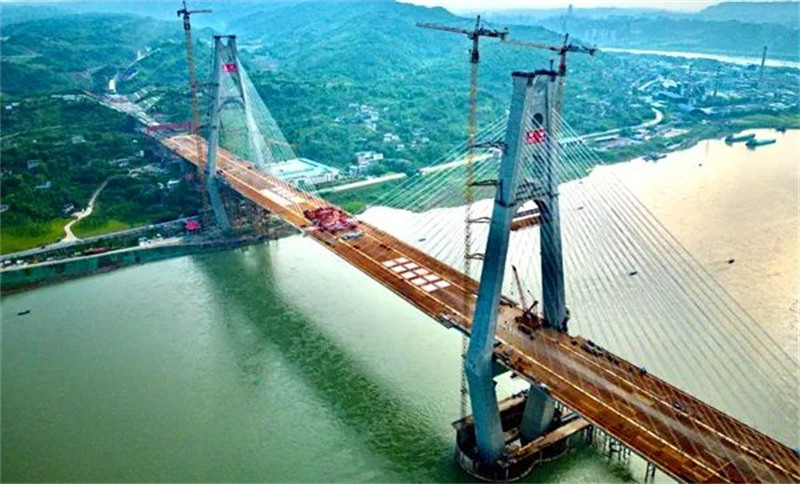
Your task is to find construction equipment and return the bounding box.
[177,1,212,229]
[416,16,509,279]
[758,45,768,88]
[511,265,528,311]
[502,33,597,114]
[417,16,508,420]
[511,264,540,332]
[303,207,359,234]
[561,4,574,34]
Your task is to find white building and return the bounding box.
[383,132,400,143]
[355,151,384,165]
[269,158,340,185]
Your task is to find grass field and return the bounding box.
[72,218,135,239]
[0,218,68,255]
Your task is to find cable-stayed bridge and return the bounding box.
[160,35,799,483]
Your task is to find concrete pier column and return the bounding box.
[519,385,556,442]
[465,70,559,468]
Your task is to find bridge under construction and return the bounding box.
[156,24,800,484]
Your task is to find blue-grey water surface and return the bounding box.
[2,130,797,482]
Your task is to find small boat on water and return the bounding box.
[725,133,755,144]
[644,152,666,161]
[17,310,31,316]
[746,138,777,148]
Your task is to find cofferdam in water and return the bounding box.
[2,130,798,482]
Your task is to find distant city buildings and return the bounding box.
[337,103,381,132]
[130,164,167,177]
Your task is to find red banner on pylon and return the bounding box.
[525,128,546,144]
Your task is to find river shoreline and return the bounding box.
[595,117,798,165]
[602,47,800,69]
[0,233,290,295]
[4,126,792,295]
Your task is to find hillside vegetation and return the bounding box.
[482,1,800,60]
[697,2,800,27]
[1,0,797,252]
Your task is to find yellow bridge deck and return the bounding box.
[164,134,800,483]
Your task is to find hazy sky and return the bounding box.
[2,0,776,13]
[4,0,733,9]
[401,0,737,13]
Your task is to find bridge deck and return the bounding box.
[164,134,799,483]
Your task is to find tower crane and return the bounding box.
[417,16,507,420]
[502,33,597,116]
[178,1,212,229]
[417,17,509,276]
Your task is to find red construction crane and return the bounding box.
[178,0,212,228]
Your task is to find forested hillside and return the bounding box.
[482,1,800,60]
[0,1,652,165]
[0,14,187,95]
[2,0,797,252]
[537,16,800,60]
[697,1,800,26]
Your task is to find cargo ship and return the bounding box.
[724,133,755,144]
[745,137,777,148]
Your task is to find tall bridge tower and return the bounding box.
[465,70,567,471]
[205,34,251,232]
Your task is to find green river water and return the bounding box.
[2,130,798,482]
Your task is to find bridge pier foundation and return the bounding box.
[645,461,658,483]
[453,390,591,482]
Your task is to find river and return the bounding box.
[2,129,797,482]
[603,47,800,70]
